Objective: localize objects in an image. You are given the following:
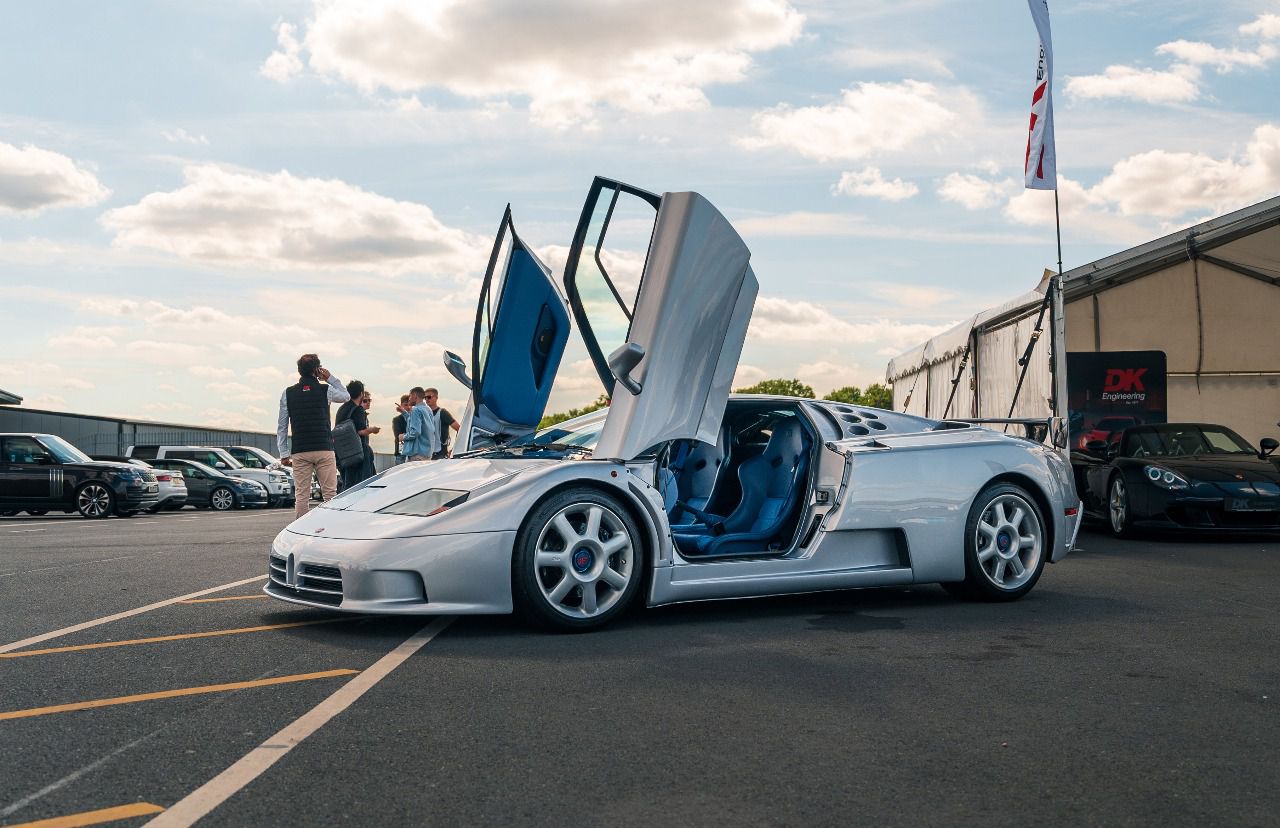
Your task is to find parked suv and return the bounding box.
[127,445,293,506]
[93,456,188,512]
[226,445,317,504]
[146,458,269,510]
[1,433,159,518]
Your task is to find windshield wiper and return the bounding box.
[528,443,593,455]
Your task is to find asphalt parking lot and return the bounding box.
[1,511,1276,827]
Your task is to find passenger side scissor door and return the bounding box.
[455,206,571,452]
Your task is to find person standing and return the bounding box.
[278,353,349,519]
[392,394,411,464]
[359,390,377,478]
[424,388,460,459]
[335,380,379,490]
[402,386,438,462]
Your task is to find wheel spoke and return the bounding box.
[601,534,629,556]
[548,577,574,604]
[584,506,602,541]
[1008,556,1026,577]
[992,501,1007,523]
[977,546,997,562]
[536,550,565,571]
[992,559,1007,584]
[599,567,628,591]
[978,521,998,541]
[580,584,598,614]
[552,513,579,545]
[1019,535,1036,550]
[1008,506,1025,530]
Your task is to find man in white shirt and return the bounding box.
[277,354,350,518]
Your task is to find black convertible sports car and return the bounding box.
[1073,422,1280,535]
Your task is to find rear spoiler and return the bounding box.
[939,417,1067,447]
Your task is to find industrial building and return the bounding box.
[0,406,278,458]
[886,195,1280,446]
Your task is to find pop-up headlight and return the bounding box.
[378,488,469,517]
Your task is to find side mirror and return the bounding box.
[608,342,645,395]
[1084,440,1108,456]
[1260,437,1278,459]
[443,350,472,390]
[215,462,227,469]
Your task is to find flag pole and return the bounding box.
[1050,188,1069,455]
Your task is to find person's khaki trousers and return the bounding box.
[290,450,338,519]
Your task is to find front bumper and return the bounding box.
[238,489,270,507]
[264,528,517,614]
[118,482,160,508]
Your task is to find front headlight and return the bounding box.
[1144,465,1190,490]
[378,488,469,517]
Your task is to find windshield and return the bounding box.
[39,435,92,464]
[470,409,607,457]
[232,448,270,469]
[1123,425,1255,458]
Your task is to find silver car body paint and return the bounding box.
[267,179,1079,618]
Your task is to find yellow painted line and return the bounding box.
[0,669,357,721]
[0,618,358,659]
[6,802,164,827]
[179,595,269,604]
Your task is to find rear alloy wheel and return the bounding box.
[210,486,236,511]
[955,483,1047,601]
[1108,475,1134,538]
[513,488,644,631]
[76,483,114,519]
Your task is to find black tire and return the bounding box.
[76,483,115,519]
[512,487,646,632]
[1107,474,1135,538]
[25,510,48,516]
[1,510,19,517]
[955,482,1048,602]
[210,486,237,512]
[116,509,138,518]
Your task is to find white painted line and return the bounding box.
[3,555,137,577]
[7,529,48,534]
[0,575,268,655]
[145,616,454,828]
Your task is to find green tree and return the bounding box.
[538,394,610,429]
[734,378,815,398]
[822,383,893,409]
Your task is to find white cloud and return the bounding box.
[190,365,234,379]
[0,141,109,214]
[161,128,209,145]
[0,362,95,392]
[795,358,880,394]
[832,167,918,201]
[1090,123,1280,218]
[937,172,1018,210]
[47,326,121,350]
[82,297,316,342]
[267,0,803,128]
[1155,39,1276,72]
[383,339,456,383]
[742,81,957,162]
[1065,65,1200,104]
[732,363,767,389]
[260,20,304,82]
[1240,13,1280,39]
[831,47,952,78]
[749,296,951,351]
[734,211,1042,245]
[123,340,210,364]
[100,164,485,277]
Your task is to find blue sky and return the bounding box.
[3,0,1278,450]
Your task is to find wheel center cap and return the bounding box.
[572,547,594,574]
[996,531,1014,557]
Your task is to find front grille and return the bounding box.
[141,472,157,483]
[1167,505,1280,529]
[267,555,343,606]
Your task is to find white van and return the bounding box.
[127,445,293,507]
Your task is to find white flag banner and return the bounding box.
[1024,0,1057,190]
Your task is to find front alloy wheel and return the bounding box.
[513,488,643,631]
[954,483,1047,601]
[210,486,236,511]
[1108,476,1133,538]
[77,484,114,519]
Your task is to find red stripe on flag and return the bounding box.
[1030,81,1047,106]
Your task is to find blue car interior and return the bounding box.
[478,238,570,430]
[672,417,812,558]
[660,425,732,526]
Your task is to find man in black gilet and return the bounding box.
[277,353,350,519]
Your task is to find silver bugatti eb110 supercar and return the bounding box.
[267,177,1081,630]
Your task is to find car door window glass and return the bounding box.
[568,182,659,377]
[4,437,53,465]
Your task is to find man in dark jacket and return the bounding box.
[335,380,379,491]
[277,353,350,519]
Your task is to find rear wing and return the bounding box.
[939,417,1067,447]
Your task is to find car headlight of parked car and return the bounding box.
[377,488,469,517]
[236,479,266,492]
[1144,465,1190,490]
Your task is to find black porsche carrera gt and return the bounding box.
[1073,423,1280,536]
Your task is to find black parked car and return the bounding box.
[145,458,269,510]
[0,433,160,518]
[1073,422,1280,536]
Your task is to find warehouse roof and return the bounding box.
[0,388,22,405]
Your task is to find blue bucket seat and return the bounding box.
[672,418,810,558]
[660,425,731,526]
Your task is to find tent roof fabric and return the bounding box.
[885,194,1280,382]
